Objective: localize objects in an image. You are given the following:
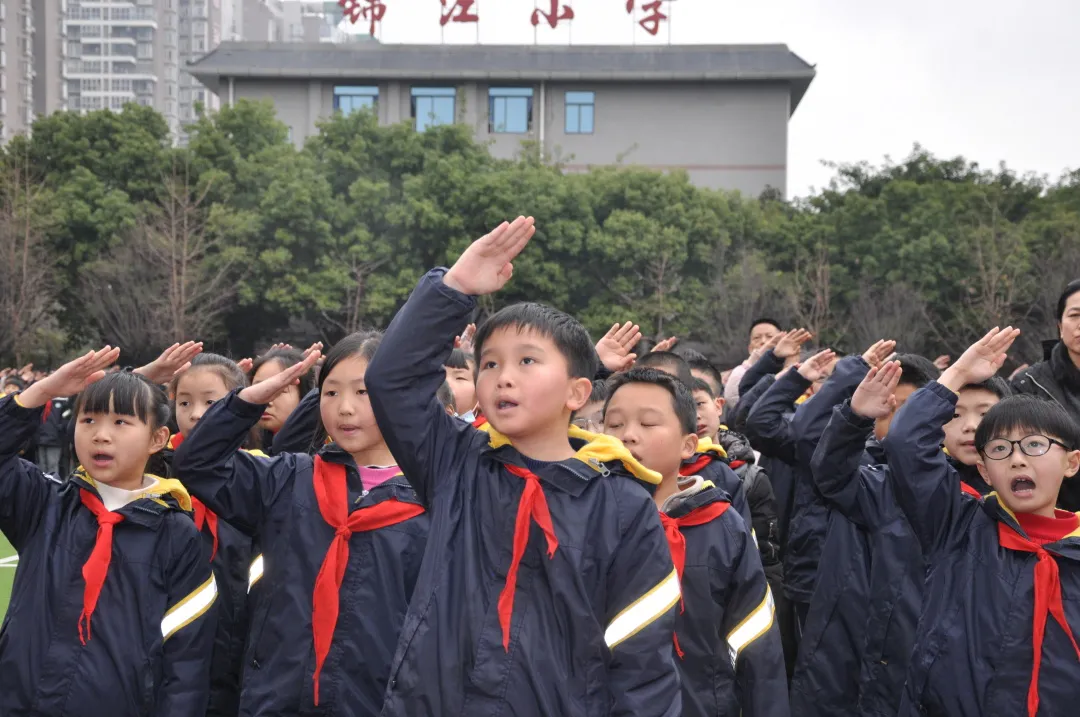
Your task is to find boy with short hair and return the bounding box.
[883,327,1080,717]
[603,367,788,717]
[941,375,1012,496]
[692,378,724,442]
[366,217,682,717]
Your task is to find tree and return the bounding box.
[0,147,56,365]
[83,157,245,361]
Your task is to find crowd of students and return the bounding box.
[1,214,1080,716]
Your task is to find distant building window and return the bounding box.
[488,87,533,134]
[565,91,595,134]
[411,87,456,132]
[334,85,378,115]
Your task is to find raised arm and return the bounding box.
[2,348,122,549]
[744,371,810,464]
[271,386,321,455]
[882,326,1020,555]
[811,401,888,527]
[366,217,535,507]
[173,389,307,536]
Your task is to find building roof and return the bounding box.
[188,42,816,113]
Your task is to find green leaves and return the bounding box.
[2,107,1072,371]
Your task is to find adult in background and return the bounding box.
[723,318,783,414]
[1012,278,1080,511]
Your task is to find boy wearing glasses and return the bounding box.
[882,327,1080,717]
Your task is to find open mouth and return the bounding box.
[696,423,708,435]
[337,424,360,436]
[496,400,519,411]
[91,453,114,467]
[1010,476,1037,497]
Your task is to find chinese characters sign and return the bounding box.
[338,1,672,38]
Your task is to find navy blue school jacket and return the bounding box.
[172,394,430,717]
[366,269,682,717]
[667,483,789,717]
[0,395,218,717]
[164,435,257,717]
[272,387,321,456]
[783,357,869,607]
[884,382,1080,717]
[794,401,925,717]
[680,437,753,532]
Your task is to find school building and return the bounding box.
[187,41,815,197]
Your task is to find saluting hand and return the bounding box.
[862,339,898,369]
[135,341,204,385]
[238,350,321,406]
[796,349,837,383]
[444,216,536,296]
[939,327,1020,394]
[851,361,903,420]
[18,347,121,408]
[595,321,642,372]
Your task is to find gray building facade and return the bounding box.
[0,0,36,141]
[188,42,814,196]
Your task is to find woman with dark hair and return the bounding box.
[1012,278,1080,510]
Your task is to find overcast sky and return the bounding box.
[347,0,1080,199]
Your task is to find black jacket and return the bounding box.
[1012,340,1080,511]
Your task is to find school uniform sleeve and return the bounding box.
[0,394,53,551]
[157,519,218,716]
[172,392,300,536]
[365,269,482,508]
[744,372,809,464]
[738,350,786,397]
[603,488,682,717]
[270,387,321,455]
[732,375,776,434]
[718,514,789,717]
[881,382,968,556]
[791,356,869,465]
[811,402,889,527]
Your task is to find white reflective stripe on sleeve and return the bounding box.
[248,554,264,592]
[604,568,681,649]
[162,575,217,641]
[751,528,758,548]
[727,585,776,667]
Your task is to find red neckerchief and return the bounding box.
[659,501,730,658]
[997,513,1080,717]
[960,481,982,499]
[498,464,559,651]
[472,413,488,428]
[680,453,714,477]
[309,457,424,706]
[167,433,185,451]
[78,489,125,644]
[191,497,219,561]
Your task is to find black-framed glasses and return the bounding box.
[980,435,1071,461]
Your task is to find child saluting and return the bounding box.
[366,216,682,716]
[882,327,1080,717]
[0,348,217,716]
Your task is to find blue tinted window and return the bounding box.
[565,91,595,134]
[411,87,457,131]
[488,87,533,134]
[334,86,378,115]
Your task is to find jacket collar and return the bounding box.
[662,477,727,519]
[1050,341,1080,393]
[478,423,662,497]
[315,444,421,507]
[70,468,192,528]
[982,493,1080,559]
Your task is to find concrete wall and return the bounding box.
[228,76,790,196]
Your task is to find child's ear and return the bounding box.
[714,396,726,413]
[566,377,592,413]
[976,458,993,486]
[149,426,171,455]
[681,433,698,461]
[1064,449,1080,479]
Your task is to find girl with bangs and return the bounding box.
[172,332,429,717]
[0,347,217,716]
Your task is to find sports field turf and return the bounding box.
[0,533,15,621]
